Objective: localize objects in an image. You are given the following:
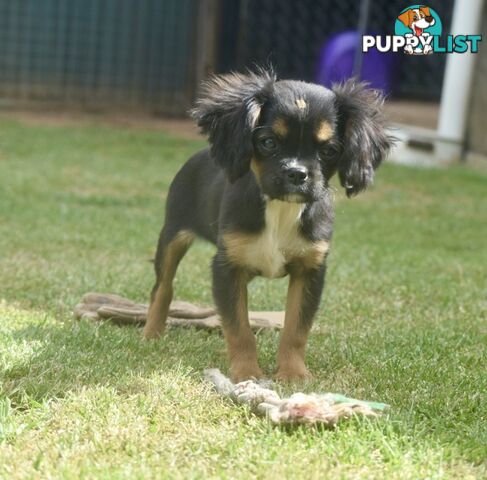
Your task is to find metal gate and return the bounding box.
[0,0,198,115]
[231,0,454,101]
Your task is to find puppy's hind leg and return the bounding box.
[143,228,194,339]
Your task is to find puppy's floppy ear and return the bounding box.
[191,69,275,182]
[397,9,413,27]
[420,6,431,16]
[332,80,394,197]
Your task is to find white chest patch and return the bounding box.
[224,200,319,278]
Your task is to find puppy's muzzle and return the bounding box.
[285,166,308,186]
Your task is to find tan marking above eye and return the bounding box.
[315,121,333,142]
[296,98,307,109]
[272,118,289,137]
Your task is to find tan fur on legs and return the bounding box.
[143,231,194,339]
[276,274,312,381]
[222,272,264,382]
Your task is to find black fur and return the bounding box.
[333,81,392,197]
[191,68,275,183]
[147,69,394,380]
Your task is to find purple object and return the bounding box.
[316,30,396,94]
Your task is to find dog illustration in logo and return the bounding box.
[397,6,436,55]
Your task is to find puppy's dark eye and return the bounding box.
[319,143,337,158]
[258,137,278,153]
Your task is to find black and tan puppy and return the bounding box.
[143,69,393,382]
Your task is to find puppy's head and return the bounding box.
[398,7,435,31]
[191,69,393,201]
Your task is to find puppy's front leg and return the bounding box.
[277,264,326,381]
[212,252,263,382]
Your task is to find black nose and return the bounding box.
[426,15,433,23]
[286,166,308,185]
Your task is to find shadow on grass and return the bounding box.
[2,314,229,404]
[2,304,485,465]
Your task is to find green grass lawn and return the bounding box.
[0,117,486,479]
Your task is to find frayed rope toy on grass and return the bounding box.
[75,293,389,426]
[204,369,389,427]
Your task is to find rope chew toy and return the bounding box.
[204,368,389,427]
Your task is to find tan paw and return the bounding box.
[142,325,165,340]
[275,364,313,383]
[230,363,265,383]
